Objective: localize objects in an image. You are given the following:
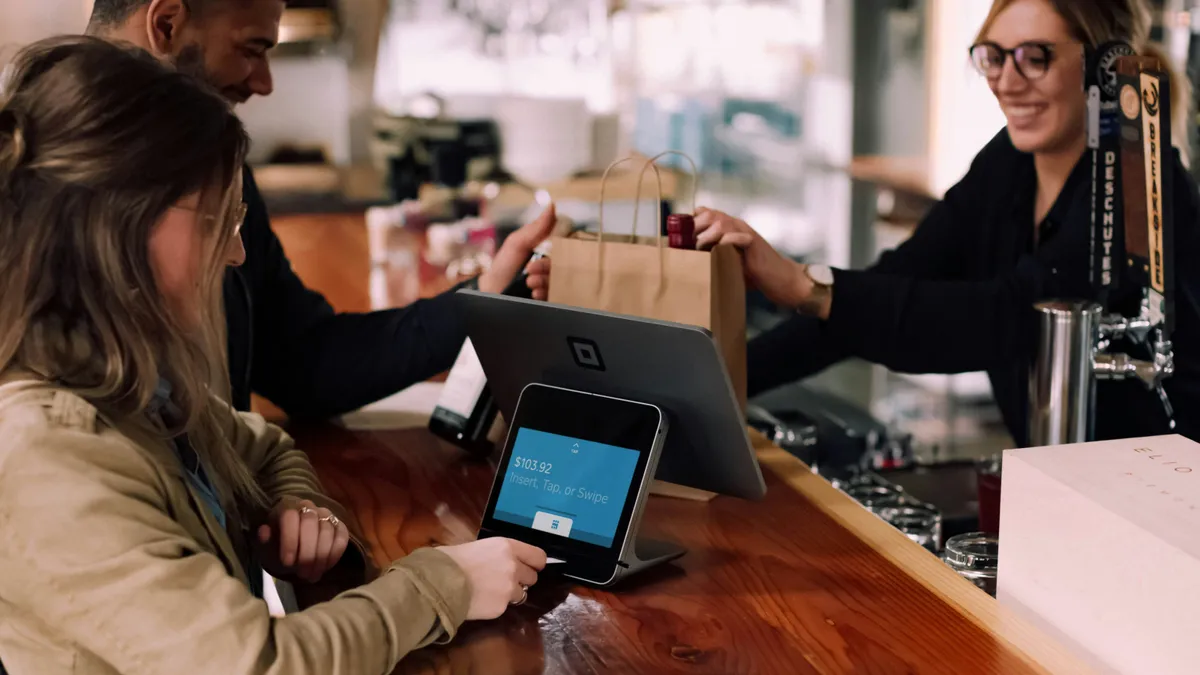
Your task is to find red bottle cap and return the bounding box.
[667,214,696,249]
[668,232,696,250]
[666,213,695,235]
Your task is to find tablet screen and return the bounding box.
[479,383,664,580]
[493,428,640,548]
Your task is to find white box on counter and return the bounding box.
[998,434,1200,675]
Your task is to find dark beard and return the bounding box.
[171,43,249,104]
[171,44,211,84]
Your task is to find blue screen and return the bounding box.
[493,428,640,548]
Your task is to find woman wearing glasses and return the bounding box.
[0,37,545,674]
[688,0,1200,445]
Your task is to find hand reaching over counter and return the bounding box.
[694,208,832,319]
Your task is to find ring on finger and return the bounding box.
[319,514,340,527]
[510,584,528,606]
[299,506,317,516]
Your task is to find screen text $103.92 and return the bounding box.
[512,457,552,474]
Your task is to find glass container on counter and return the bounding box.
[835,471,946,553]
[941,533,999,597]
[846,484,905,516]
[830,470,889,492]
[366,204,424,309]
[879,504,942,554]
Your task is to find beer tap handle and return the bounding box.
[1152,330,1176,430]
[1156,384,1177,431]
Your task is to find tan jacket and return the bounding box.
[0,377,470,674]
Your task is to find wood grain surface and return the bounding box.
[291,422,1083,675]
[271,212,375,313]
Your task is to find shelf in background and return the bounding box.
[849,155,939,200]
[253,164,390,215]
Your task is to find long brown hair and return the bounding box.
[976,0,1192,164]
[0,36,266,510]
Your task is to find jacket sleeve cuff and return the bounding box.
[330,546,471,663]
[823,268,894,353]
[387,547,472,645]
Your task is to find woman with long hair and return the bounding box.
[611,0,1200,446]
[0,36,543,674]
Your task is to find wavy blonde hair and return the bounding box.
[976,0,1192,165]
[0,36,266,511]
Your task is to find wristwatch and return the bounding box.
[805,264,835,289]
[796,263,834,316]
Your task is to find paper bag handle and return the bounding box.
[595,156,664,288]
[597,155,664,245]
[627,151,699,285]
[633,150,699,224]
[590,151,698,295]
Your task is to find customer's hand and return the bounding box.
[255,497,351,584]
[479,204,557,294]
[695,207,819,314]
[524,257,551,301]
[438,538,547,620]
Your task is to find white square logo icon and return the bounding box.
[532,511,573,537]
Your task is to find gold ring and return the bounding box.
[320,514,341,527]
[299,506,317,516]
[510,585,528,606]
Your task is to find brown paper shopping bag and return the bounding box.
[547,152,748,411]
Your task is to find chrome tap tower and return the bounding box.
[1029,47,1177,446]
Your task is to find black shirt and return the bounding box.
[222,169,467,418]
[748,129,1200,446]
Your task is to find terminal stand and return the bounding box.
[615,537,687,579]
[607,422,687,585]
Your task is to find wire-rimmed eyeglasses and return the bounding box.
[171,201,248,237]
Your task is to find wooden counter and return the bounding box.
[269,210,1089,674]
[292,422,1088,675]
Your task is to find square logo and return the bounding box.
[533,512,573,537]
[567,337,605,371]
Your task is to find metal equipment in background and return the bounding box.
[1029,50,1178,446]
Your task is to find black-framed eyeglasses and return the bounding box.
[969,42,1057,80]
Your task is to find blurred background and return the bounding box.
[3,0,1199,535]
